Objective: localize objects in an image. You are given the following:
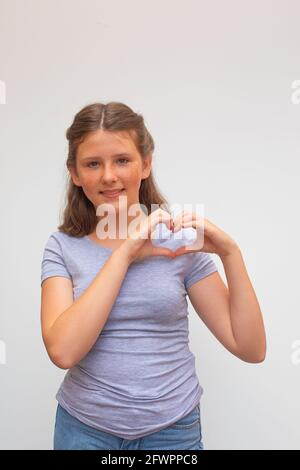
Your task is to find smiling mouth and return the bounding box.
[100,189,125,198]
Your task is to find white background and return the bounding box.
[0,0,299,449]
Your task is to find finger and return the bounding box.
[180,220,205,230]
[173,246,188,257]
[152,209,173,227]
[173,212,200,231]
[179,221,198,229]
[136,211,171,241]
[172,224,181,232]
[150,211,174,235]
[172,213,185,232]
[152,247,175,258]
[182,213,204,224]
[173,220,197,232]
[181,223,205,251]
[172,212,205,233]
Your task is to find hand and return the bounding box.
[122,208,176,264]
[171,210,239,258]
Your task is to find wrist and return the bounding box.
[219,243,241,260]
[115,239,136,266]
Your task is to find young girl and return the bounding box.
[40,101,266,451]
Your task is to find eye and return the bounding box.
[87,161,99,168]
[87,159,129,168]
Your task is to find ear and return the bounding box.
[141,154,152,180]
[68,163,82,187]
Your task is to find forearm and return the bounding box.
[49,244,131,369]
[220,247,267,363]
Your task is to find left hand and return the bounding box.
[171,210,239,258]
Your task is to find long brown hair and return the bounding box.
[58,102,170,237]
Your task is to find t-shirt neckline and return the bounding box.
[84,235,114,252]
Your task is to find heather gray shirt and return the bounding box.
[40,230,218,440]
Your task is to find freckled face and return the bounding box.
[68,129,152,214]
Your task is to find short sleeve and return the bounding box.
[40,234,72,286]
[184,251,218,290]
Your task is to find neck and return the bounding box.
[95,205,147,240]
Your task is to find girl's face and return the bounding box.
[69,129,152,222]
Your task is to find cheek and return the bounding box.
[126,166,142,184]
[81,172,98,187]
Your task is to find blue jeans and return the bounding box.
[54,403,204,450]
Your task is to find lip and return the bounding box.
[100,188,125,198]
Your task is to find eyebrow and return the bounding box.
[81,153,131,161]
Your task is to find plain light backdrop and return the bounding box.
[0,0,299,449]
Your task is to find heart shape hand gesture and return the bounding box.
[152,210,238,258]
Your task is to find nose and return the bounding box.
[101,164,118,184]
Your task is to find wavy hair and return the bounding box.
[58,102,170,237]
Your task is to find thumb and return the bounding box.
[152,247,175,258]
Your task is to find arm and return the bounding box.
[41,209,175,370]
[41,244,131,369]
[187,247,266,363]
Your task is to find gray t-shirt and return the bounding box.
[40,230,218,440]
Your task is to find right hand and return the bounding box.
[121,208,176,264]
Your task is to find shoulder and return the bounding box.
[183,250,218,290]
[44,230,84,248]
